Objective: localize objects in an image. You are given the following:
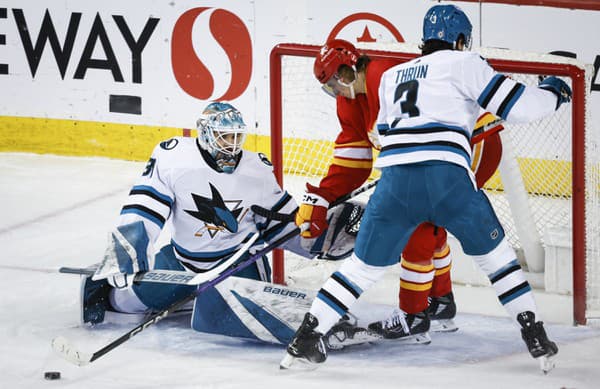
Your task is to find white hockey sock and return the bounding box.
[471,238,537,319]
[310,254,390,334]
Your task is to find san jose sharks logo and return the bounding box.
[184,183,247,238]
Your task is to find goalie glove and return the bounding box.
[93,221,151,289]
[301,201,364,261]
[295,192,329,238]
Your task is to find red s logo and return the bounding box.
[172,8,252,101]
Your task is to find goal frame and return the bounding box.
[268,42,588,325]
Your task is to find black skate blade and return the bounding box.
[372,331,432,345]
[279,353,319,371]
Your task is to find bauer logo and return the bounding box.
[140,272,195,283]
[171,7,252,101]
[263,286,307,299]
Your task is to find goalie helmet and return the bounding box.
[196,102,247,174]
[313,39,360,84]
[422,4,472,49]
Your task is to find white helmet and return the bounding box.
[196,102,247,173]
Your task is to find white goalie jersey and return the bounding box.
[375,50,559,186]
[118,136,298,271]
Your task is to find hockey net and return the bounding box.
[269,42,599,325]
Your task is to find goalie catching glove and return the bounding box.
[301,201,364,261]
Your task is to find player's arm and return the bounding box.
[464,54,572,124]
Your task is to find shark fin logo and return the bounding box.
[184,183,245,237]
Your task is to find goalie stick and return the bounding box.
[58,233,260,286]
[52,179,379,366]
[52,228,297,366]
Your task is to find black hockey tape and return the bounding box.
[250,205,295,222]
[44,371,61,380]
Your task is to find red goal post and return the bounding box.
[269,42,595,325]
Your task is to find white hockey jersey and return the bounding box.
[375,50,558,186]
[118,137,298,271]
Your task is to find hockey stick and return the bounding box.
[332,178,379,206]
[59,267,196,284]
[52,228,298,366]
[250,177,379,222]
[52,179,379,366]
[471,116,504,144]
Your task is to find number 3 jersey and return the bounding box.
[117,136,297,272]
[375,50,558,186]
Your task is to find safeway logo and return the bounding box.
[172,7,252,101]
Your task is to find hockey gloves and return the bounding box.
[296,192,329,238]
[539,76,572,110]
[93,221,151,288]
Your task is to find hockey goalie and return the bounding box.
[80,101,372,350]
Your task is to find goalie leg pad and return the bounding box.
[302,201,365,261]
[191,277,313,344]
[131,245,196,311]
[80,273,113,325]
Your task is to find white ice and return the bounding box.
[0,152,599,389]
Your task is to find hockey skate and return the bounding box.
[324,313,379,350]
[80,274,114,325]
[367,308,431,344]
[517,311,558,373]
[280,312,327,370]
[428,292,458,332]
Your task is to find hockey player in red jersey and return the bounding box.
[296,39,504,341]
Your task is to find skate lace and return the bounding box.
[383,309,410,334]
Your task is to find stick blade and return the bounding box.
[51,336,92,366]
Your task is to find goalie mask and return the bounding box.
[197,102,247,174]
[422,4,472,50]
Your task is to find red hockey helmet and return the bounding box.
[313,39,360,84]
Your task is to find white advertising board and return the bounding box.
[0,0,598,135]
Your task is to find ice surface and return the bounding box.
[1,153,599,389]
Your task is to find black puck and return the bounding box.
[44,371,61,380]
